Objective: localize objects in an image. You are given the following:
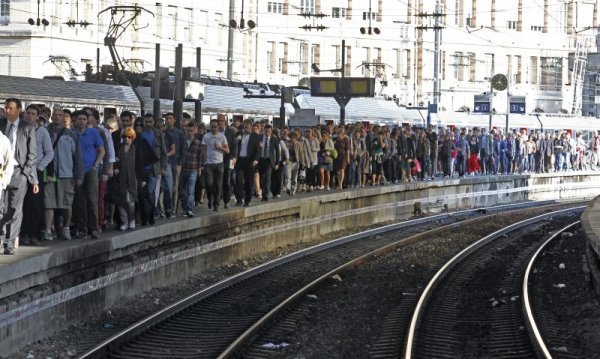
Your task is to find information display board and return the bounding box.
[310,77,375,97]
[310,77,339,97]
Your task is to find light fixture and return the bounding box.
[29,0,49,27]
[229,0,256,31]
[360,0,380,35]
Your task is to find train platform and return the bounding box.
[582,195,600,297]
[1,171,600,356]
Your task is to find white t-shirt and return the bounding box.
[202,131,228,164]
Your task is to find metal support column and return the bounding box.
[174,43,183,128]
[153,43,161,119]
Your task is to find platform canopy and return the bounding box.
[295,94,423,126]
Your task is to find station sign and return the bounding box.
[473,94,490,113]
[310,77,375,97]
[509,96,526,114]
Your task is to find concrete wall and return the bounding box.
[0,173,599,355]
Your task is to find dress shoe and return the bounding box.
[235,201,243,207]
[213,206,218,212]
[208,202,212,209]
[261,196,269,202]
[243,202,249,207]
[224,203,228,209]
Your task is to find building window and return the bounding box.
[268,2,283,14]
[362,11,376,20]
[531,25,543,32]
[332,7,346,18]
[199,10,208,40]
[267,50,274,73]
[541,57,562,87]
[0,0,9,25]
[311,44,320,72]
[507,20,517,30]
[300,0,314,14]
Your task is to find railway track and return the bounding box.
[78,201,582,359]
[405,207,583,358]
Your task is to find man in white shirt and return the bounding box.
[201,119,229,212]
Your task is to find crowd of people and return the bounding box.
[1,97,599,256]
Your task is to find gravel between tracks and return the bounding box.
[242,208,599,358]
[9,220,401,359]
[532,225,600,359]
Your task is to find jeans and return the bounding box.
[347,160,358,187]
[179,170,198,212]
[160,164,173,214]
[145,170,161,215]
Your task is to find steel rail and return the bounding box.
[77,200,578,358]
[216,210,508,358]
[522,220,581,359]
[403,206,586,359]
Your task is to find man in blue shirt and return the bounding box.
[73,110,105,239]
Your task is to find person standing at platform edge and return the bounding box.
[217,114,238,209]
[258,124,280,201]
[179,121,203,217]
[43,107,83,241]
[73,110,105,239]
[0,98,37,254]
[140,114,167,224]
[201,119,229,212]
[234,119,260,207]
[21,104,53,244]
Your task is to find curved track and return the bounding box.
[405,208,583,359]
[78,201,579,359]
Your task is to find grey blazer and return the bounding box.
[0,118,37,184]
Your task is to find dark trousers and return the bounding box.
[2,172,28,249]
[21,170,45,237]
[271,163,283,196]
[205,162,224,208]
[222,160,232,205]
[235,157,255,204]
[74,169,99,234]
[258,158,273,199]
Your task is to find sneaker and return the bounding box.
[129,220,136,229]
[62,228,71,241]
[43,229,53,241]
[185,211,194,217]
[90,231,100,239]
[166,212,176,219]
[74,231,89,240]
[119,224,128,231]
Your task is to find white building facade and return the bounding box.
[0,0,598,116]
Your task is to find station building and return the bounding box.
[0,0,599,117]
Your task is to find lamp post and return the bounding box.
[227,0,256,79]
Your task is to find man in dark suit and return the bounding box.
[234,119,260,206]
[0,98,37,254]
[217,114,238,209]
[258,124,280,202]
